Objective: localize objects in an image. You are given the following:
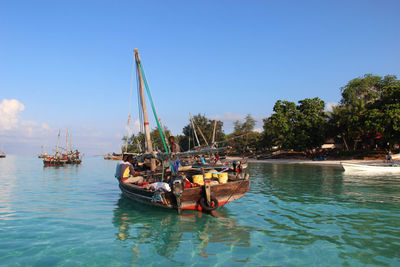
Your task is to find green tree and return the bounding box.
[295,98,327,150]
[228,114,259,154]
[363,76,400,148]
[122,127,171,153]
[331,74,400,150]
[262,98,327,151]
[150,127,171,152]
[334,74,383,149]
[122,132,145,153]
[263,100,298,149]
[179,114,224,151]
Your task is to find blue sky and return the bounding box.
[1,0,399,155]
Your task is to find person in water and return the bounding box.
[119,155,143,184]
[169,136,181,153]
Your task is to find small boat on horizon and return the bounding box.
[104,153,122,160]
[38,145,49,158]
[0,150,6,158]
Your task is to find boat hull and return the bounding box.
[119,179,250,212]
[341,162,400,173]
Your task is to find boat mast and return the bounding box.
[56,129,60,154]
[134,48,153,154]
[212,120,217,145]
[66,128,69,154]
[134,49,156,171]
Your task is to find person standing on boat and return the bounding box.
[168,136,181,173]
[168,136,181,153]
[119,155,143,184]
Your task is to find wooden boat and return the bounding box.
[43,129,82,165]
[0,151,5,158]
[341,162,400,173]
[43,156,67,166]
[119,173,249,212]
[117,49,250,214]
[112,155,122,161]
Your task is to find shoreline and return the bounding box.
[226,157,386,167]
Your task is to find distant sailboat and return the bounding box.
[43,129,82,166]
[0,149,5,158]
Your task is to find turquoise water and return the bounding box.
[1,156,400,266]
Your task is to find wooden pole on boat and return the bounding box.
[197,124,209,146]
[212,120,217,145]
[66,128,69,154]
[56,129,60,154]
[190,113,201,147]
[135,48,155,170]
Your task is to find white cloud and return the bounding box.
[0,99,53,147]
[325,102,338,112]
[254,127,263,133]
[210,112,245,122]
[0,99,25,130]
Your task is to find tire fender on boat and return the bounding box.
[199,196,219,211]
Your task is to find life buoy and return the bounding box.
[199,196,219,211]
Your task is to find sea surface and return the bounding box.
[1,156,400,266]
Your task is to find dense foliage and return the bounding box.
[227,114,260,154]
[329,74,400,150]
[262,98,327,151]
[124,74,400,154]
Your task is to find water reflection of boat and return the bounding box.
[112,196,252,261]
[341,162,400,173]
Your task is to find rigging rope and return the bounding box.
[125,54,136,153]
[137,62,175,175]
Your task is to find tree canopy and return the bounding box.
[262,98,327,151]
[331,74,400,150]
[228,114,260,154]
[122,74,400,155]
